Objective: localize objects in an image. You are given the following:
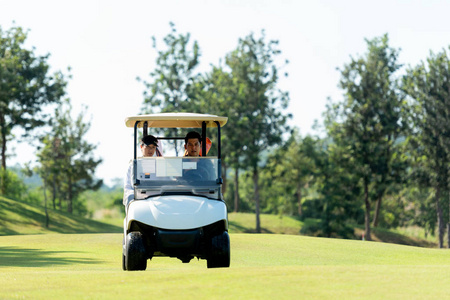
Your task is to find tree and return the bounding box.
[36,100,102,214]
[321,107,365,238]
[333,34,406,240]
[224,31,291,233]
[0,25,68,193]
[261,130,316,217]
[138,27,291,232]
[139,23,200,155]
[196,64,248,211]
[404,48,450,248]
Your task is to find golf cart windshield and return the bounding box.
[134,156,221,199]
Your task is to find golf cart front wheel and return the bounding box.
[207,231,230,268]
[122,235,127,270]
[125,231,147,271]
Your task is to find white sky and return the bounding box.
[1,0,450,186]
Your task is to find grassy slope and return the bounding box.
[0,197,121,235]
[228,212,304,235]
[0,197,437,247]
[96,211,438,247]
[0,233,449,299]
[228,212,438,248]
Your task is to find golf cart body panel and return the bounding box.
[123,113,230,270]
[125,195,228,230]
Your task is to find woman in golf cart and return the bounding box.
[123,135,162,207]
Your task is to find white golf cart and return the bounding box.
[122,113,230,270]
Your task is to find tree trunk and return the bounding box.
[173,133,180,157]
[435,186,444,248]
[323,200,331,237]
[372,195,382,227]
[373,138,390,228]
[58,195,62,210]
[297,182,302,216]
[52,179,57,210]
[1,132,5,171]
[0,112,6,195]
[253,168,261,233]
[58,183,62,210]
[42,178,50,228]
[447,222,450,249]
[68,176,73,214]
[448,191,450,249]
[364,179,372,241]
[234,168,240,213]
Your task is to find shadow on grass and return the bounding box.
[0,246,100,267]
[372,228,437,248]
[0,200,42,234]
[228,221,273,234]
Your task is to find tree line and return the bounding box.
[140,25,448,248]
[1,23,448,248]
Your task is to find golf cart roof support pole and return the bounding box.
[134,121,140,160]
[143,121,148,137]
[133,121,140,188]
[215,120,223,184]
[214,121,221,159]
[202,121,206,156]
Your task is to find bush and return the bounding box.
[0,168,28,201]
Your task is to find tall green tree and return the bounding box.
[322,104,365,237]
[0,25,68,192]
[261,130,316,216]
[404,48,450,248]
[333,34,406,240]
[139,23,200,155]
[225,31,291,233]
[197,64,248,211]
[37,100,102,214]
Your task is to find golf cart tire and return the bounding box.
[122,235,127,270]
[125,231,147,271]
[207,231,230,268]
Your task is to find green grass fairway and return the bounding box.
[0,234,449,299]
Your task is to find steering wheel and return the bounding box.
[184,170,204,181]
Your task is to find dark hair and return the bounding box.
[184,131,201,144]
[141,135,158,147]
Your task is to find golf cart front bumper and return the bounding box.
[127,219,227,262]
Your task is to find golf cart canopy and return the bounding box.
[125,113,228,129]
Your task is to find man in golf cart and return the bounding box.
[184,131,202,157]
[123,135,162,208]
[183,131,214,180]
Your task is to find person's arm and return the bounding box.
[123,162,134,206]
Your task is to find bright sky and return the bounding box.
[1,0,450,186]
